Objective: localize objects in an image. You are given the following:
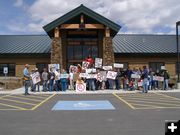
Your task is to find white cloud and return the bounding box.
[8,0,180,34]
[14,0,23,7]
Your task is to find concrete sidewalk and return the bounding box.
[1,86,180,94]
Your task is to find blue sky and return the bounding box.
[0,0,180,35]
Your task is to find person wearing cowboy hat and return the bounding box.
[23,64,30,95]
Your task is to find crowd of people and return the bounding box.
[23,59,171,95]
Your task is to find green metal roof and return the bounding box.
[0,34,179,55]
[113,34,180,54]
[0,35,51,54]
[43,4,121,37]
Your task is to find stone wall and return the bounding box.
[51,37,62,66]
[103,37,115,66]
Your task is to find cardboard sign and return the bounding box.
[82,61,90,69]
[153,76,164,82]
[86,74,97,79]
[95,58,102,68]
[48,64,60,72]
[86,68,96,74]
[102,66,112,71]
[3,67,8,74]
[76,83,86,92]
[69,65,77,73]
[161,66,166,70]
[31,72,41,84]
[96,73,103,82]
[99,71,107,81]
[131,74,141,79]
[60,74,69,79]
[106,71,117,80]
[79,73,87,78]
[138,81,143,87]
[114,63,123,68]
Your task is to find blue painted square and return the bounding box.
[52,100,115,110]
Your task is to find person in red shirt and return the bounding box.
[85,55,94,66]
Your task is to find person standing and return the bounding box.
[49,68,55,92]
[23,64,30,95]
[142,66,149,93]
[42,68,48,91]
[60,69,68,91]
[162,69,170,90]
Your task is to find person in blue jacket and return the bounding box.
[60,69,68,91]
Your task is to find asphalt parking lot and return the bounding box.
[0,92,180,135]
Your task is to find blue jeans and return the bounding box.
[115,79,120,90]
[43,80,48,91]
[61,82,67,91]
[87,79,95,91]
[49,79,54,91]
[24,80,30,94]
[163,79,169,90]
[143,78,148,93]
[108,79,114,89]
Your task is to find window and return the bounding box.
[176,62,180,74]
[36,63,49,74]
[0,64,15,76]
[149,62,165,72]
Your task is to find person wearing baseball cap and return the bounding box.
[23,64,30,95]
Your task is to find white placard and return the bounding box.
[99,71,107,81]
[86,68,96,74]
[69,65,77,73]
[76,83,86,92]
[138,81,143,87]
[95,58,102,68]
[82,61,90,69]
[131,74,140,79]
[153,76,164,82]
[31,72,41,84]
[3,67,8,74]
[114,63,124,68]
[161,66,166,70]
[106,71,117,80]
[86,74,97,79]
[102,66,112,71]
[48,64,60,72]
[79,73,87,78]
[60,74,69,79]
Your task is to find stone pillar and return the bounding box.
[51,37,62,66]
[103,27,115,66]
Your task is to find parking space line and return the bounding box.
[153,92,180,100]
[16,94,49,100]
[124,99,180,106]
[0,109,21,110]
[113,93,135,109]
[135,106,180,110]
[0,102,27,110]
[7,95,42,102]
[120,97,180,104]
[0,98,36,106]
[131,103,160,108]
[31,93,56,110]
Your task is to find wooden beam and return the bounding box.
[54,27,60,37]
[105,27,110,37]
[85,24,104,29]
[60,24,104,29]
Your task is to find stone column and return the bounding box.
[103,27,115,66]
[51,37,62,65]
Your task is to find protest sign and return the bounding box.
[79,73,88,78]
[161,66,166,70]
[102,66,112,71]
[138,81,143,87]
[48,64,60,72]
[153,76,164,82]
[131,74,141,79]
[31,72,41,84]
[60,74,69,79]
[106,71,117,80]
[114,63,124,68]
[86,74,97,79]
[86,68,96,74]
[82,61,90,69]
[76,83,86,92]
[69,65,77,73]
[95,58,102,68]
[99,71,107,81]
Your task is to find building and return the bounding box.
[0,4,179,78]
